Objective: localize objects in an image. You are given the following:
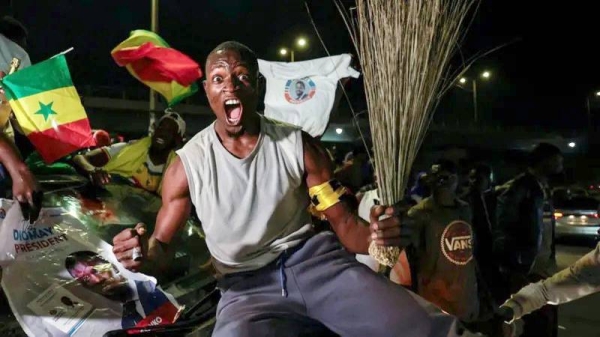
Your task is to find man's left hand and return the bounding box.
[369,204,414,247]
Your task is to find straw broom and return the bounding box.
[337,0,478,266]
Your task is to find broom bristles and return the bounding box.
[340,0,477,266]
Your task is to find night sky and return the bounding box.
[8,1,600,131]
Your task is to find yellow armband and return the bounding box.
[308,179,347,212]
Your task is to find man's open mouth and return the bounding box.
[224,99,242,125]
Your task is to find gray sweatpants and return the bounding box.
[214,232,464,337]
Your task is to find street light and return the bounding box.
[457,70,492,123]
[335,128,343,135]
[149,0,159,135]
[568,142,576,148]
[586,91,600,130]
[280,37,309,62]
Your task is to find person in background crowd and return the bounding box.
[406,160,481,322]
[335,146,371,192]
[355,166,377,203]
[464,163,504,303]
[72,110,186,195]
[0,15,35,160]
[407,160,513,336]
[0,132,41,221]
[0,22,42,219]
[0,15,30,71]
[92,129,112,148]
[408,171,430,205]
[21,129,114,177]
[494,143,563,337]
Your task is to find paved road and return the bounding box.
[556,242,600,337]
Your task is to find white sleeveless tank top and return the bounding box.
[176,116,313,274]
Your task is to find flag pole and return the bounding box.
[149,0,159,135]
[51,47,74,58]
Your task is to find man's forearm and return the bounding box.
[145,236,173,275]
[333,213,371,254]
[146,210,187,277]
[72,154,97,172]
[73,147,109,171]
[544,243,600,304]
[502,245,600,321]
[0,133,27,177]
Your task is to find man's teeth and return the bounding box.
[225,99,240,106]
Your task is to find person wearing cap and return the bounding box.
[72,111,186,195]
[0,15,34,158]
[92,129,112,148]
[403,160,484,323]
[0,15,30,72]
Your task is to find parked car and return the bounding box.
[551,186,600,240]
[585,183,600,201]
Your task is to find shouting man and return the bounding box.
[113,41,465,337]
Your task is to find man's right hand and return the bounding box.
[369,203,415,248]
[113,223,147,272]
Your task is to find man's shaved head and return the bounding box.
[203,41,262,136]
[205,41,258,76]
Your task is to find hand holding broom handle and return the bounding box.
[368,199,410,267]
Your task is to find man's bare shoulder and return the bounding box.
[301,131,333,175]
[162,157,190,199]
[181,123,216,148]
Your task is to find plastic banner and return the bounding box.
[0,199,182,336]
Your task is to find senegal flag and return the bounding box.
[1,55,95,164]
[111,30,202,106]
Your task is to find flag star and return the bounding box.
[35,101,57,121]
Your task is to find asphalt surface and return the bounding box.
[555,240,600,337]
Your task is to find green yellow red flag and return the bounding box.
[111,30,202,106]
[1,55,95,163]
